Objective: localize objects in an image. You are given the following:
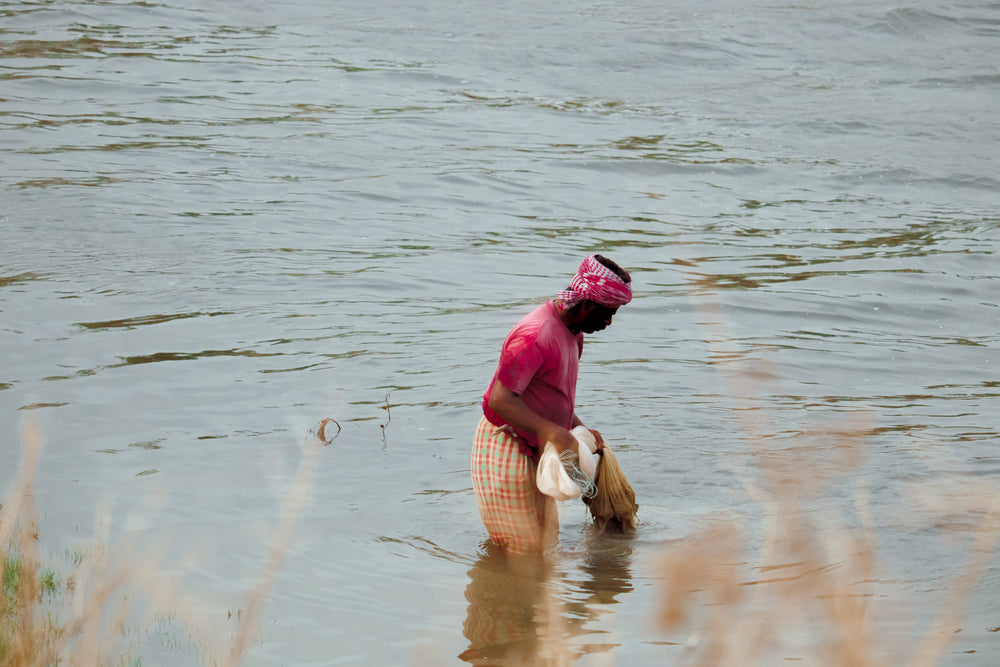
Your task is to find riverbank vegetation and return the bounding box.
[1,417,323,667]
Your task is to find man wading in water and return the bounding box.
[472,254,633,554]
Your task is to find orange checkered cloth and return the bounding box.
[471,416,556,554]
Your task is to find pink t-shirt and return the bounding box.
[482,301,584,455]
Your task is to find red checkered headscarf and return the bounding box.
[557,255,632,309]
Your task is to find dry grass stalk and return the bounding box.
[2,417,52,666]
[223,429,325,666]
[905,490,1000,667]
[652,283,1000,666]
[1,416,327,666]
[0,417,215,666]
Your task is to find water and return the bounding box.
[2,0,998,664]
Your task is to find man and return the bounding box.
[472,254,633,553]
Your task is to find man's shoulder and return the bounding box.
[511,302,557,336]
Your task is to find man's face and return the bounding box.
[578,302,619,333]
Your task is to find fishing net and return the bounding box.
[558,448,597,499]
[583,446,638,533]
[536,442,597,501]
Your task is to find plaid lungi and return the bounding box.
[471,416,557,554]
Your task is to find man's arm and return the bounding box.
[487,382,578,454]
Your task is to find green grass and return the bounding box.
[2,553,21,596]
[39,568,57,596]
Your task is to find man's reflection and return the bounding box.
[459,536,633,665]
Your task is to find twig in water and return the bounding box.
[316,418,341,444]
[380,392,391,431]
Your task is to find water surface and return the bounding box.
[2,0,998,664]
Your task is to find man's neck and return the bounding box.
[553,299,582,334]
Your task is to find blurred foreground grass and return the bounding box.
[3,314,999,667]
[1,416,323,667]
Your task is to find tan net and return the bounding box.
[583,446,638,533]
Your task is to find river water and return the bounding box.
[2,0,998,664]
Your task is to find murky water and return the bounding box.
[2,0,998,664]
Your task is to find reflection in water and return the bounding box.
[0,272,46,287]
[460,539,633,665]
[576,536,635,607]
[111,349,279,367]
[74,311,231,330]
[460,543,549,665]
[0,37,115,59]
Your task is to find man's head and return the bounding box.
[572,300,619,333]
[557,254,632,334]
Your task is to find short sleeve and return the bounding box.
[496,332,544,395]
